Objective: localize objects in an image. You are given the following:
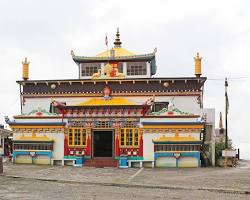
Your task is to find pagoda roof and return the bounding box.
[68,97,138,107]
[71,50,156,63]
[96,47,135,57]
[71,28,156,64]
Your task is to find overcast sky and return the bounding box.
[0,0,250,159]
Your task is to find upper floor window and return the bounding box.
[118,62,123,73]
[81,63,101,77]
[127,62,147,76]
[152,102,169,112]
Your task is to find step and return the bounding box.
[84,159,118,167]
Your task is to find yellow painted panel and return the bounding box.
[178,157,198,168]
[33,155,50,165]
[15,155,32,164]
[143,125,203,129]
[10,125,64,129]
[156,157,176,168]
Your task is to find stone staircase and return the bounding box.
[84,158,118,168]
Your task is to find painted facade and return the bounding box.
[7,29,214,167]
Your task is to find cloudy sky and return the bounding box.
[0,0,250,159]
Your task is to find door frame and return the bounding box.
[91,129,114,158]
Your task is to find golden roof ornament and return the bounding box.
[194,52,202,77]
[114,27,122,47]
[22,57,30,80]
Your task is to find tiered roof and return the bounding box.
[71,28,157,75]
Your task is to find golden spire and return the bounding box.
[114,27,122,48]
[22,57,30,80]
[194,52,202,77]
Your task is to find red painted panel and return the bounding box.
[64,135,69,156]
[85,134,91,157]
[115,134,120,157]
[138,134,143,157]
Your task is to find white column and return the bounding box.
[146,62,151,78]
[123,62,127,77]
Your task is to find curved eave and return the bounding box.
[143,115,201,118]
[141,122,204,125]
[13,140,54,143]
[7,122,66,126]
[66,104,145,108]
[14,115,62,119]
[153,141,202,144]
[72,53,155,63]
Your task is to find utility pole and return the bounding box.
[225,78,229,149]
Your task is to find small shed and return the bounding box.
[0,125,12,156]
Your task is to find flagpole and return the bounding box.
[105,33,109,60]
[225,77,228,149]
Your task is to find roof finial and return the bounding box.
[114,27,122,47]
[194,52,202,77]
[22,57,30,80]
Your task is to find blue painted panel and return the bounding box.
[154,151,200,160]
[13,151,52,159]
[119,157,128,168]
[154,151,200,168]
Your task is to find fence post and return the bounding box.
[0,156,3,174]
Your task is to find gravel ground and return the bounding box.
[0,160,250,199]
[0,176,248,200]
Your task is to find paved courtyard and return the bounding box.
[0,160,250,199]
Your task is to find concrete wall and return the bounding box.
[200,108,216,166]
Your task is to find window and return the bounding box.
[118,63,123,73]
[74,128,81,145]
[69,129,73,146]
[127,62,147,76]
[81,63,101,77]
[120,128,139,147]
[126,129,133,146]
[152,102,169,112]
[68,128,87,146]
[95,121,111,128]
[134,129,139,146]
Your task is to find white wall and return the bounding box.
[143,131,200,160]
[22,95,200,115]
[13,132,65,160]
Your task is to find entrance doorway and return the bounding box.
[93,130,113,157]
